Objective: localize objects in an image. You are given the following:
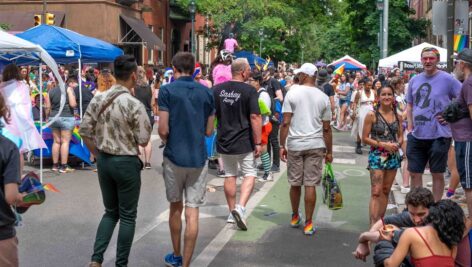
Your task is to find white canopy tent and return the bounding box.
[378,42,447,68]
[0,29,66,182]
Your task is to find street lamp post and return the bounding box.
[376,0,388,59]
[259,29,263,57]
[300,44,305,64]
[189,0,196,56]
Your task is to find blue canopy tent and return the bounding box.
[16,25,123,168]
[16,25,123,64]
[234,51,274,70]
[17,25,123,119]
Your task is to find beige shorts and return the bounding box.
[163,157,207,208]
[287,148,325,186]
[0,236,18,267]
[220,152,257,178]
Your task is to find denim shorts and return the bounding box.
[406,134,451,173]
[50,117,76,131]
[455,141,472,189]
[339,99,349,107]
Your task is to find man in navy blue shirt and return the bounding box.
[158,52,215,267]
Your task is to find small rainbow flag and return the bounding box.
[71,126,82,144]
[454,34,469,52]
[334,64,345,76]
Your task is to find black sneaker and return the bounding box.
[217,169,226,177]
[355,147,363,155]
[208,160,217,170]
[145,163,151,169]
[257,164,264,171]
[271,165,280,173]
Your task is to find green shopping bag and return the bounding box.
[321,163,343,210]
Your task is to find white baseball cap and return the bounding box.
[293,63,318,76]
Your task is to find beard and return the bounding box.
[453,67,465,82]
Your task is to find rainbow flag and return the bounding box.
[334,64,345,76]
[71,126,82,144]
[454,34,469,52]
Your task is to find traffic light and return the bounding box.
[34,14,41,26]
[45,13,55,25]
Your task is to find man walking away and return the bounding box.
[213,58,262,231]
[280,63,333,235]
[80,55,152,267]
[158,52,215,267]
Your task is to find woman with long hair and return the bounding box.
[335,73,351,130]
[134,66,155,169]
[351,78,376,154]
[383,199,465,267]
[46,74,78,173]
[0,64,46,172]
[362,85,403,225]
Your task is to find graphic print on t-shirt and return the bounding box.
[219,90,241,106]
[413,82,444,126]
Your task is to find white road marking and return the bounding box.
[333,158,356,165]
[191,169,285,267]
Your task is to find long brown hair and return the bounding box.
[0,93,10,124]
[2,64,21,82]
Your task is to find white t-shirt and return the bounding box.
[282,84,331,151]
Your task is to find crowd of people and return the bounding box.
[1,36,472,267]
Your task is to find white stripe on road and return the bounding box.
[191,170,284,267]
[333,158,356,165]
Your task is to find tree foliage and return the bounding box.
[176,0,428,68]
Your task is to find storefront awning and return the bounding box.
[0,12,65,33]
[120,15,166,51]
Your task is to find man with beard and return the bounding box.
[406,47,462,201]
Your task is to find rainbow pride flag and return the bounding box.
[454,34,469,52]
[334,64,345,76]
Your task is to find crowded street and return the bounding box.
[1,1,472,267]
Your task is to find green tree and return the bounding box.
[343,0,428,68]
[176,0,342,63]
[0,23,11,31]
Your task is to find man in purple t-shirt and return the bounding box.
[450,48,472,218]
[223,33,239,53]
[406,47,462,201]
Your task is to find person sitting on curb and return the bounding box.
[354,187,472,267]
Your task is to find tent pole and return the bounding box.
[39,61,43,183]
[78,58,85,169]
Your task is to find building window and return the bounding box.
[159,27,164,64]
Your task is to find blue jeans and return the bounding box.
[50,117,75,131]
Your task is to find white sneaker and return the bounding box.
[426,181,433,187]
[265,172,274,181]
[401,186,410,194]
[231,205,247,231]
[227,213,235,224]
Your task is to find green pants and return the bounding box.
[91,152,142,267]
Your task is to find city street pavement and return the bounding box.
[18,130,384,267]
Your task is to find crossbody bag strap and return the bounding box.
[376,111,398,143]
[97,91,127,118]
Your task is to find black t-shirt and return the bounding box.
[322,83,335,97]
[213,81,260,154]
[0,135,20,240]
[262,77,283,100]
[49,86,74,117]
[74,86,94,115]
[134,84,153,114]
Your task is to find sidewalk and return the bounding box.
[391,170,469,217]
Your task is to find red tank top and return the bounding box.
[410,228,455,267]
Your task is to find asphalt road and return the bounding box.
[18,129,380,267]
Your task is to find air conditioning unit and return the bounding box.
[116,0,139,6]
